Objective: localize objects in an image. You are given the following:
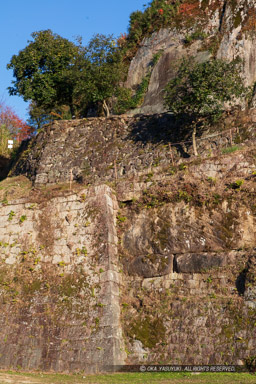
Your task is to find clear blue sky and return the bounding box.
[1,0,146,122]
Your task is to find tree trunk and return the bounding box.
[192,125,198,157]
[70,103,75,119]
[103,100,110,117]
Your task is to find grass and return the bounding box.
[0,371,255,384]
[0,175,32,202]
[221,145,241,154]
[0,175,87,205]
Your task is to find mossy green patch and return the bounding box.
[126,315,166,349]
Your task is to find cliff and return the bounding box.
[0,110,255,371]
[125,0,256,114]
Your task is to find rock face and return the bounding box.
[126,0,256,114]
[0,113,256,371]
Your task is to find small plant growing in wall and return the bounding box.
[95,317,100,326]
[8,211,15,221]
[2,197,8,206]
[28,203,36,210]
[145,172,154,182]
[206,176,216,185]
[58,261,65,267]
[96,302,105,308]
[152,49,164,65]
[19,215,27,223]
[228,179,244,190]
[117,214,127,223]
[34,257,41,265]
[80,193,86,202]
[81,247,87,256]
[179,163,187,171]
[177,190,192,203]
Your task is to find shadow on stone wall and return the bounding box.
[127,113,206,158]
[236,269,247,295]
[0,155,11,181]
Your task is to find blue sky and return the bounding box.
[1,0,146,122]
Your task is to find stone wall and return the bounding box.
[11,110,256,187]
[0,112,256,371]
[0,185,125,372]
[117,165,256,365]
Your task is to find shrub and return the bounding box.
[113,88,134,115]
[164,58,249,156]
[184,30,207,45]
[127,1,182,48]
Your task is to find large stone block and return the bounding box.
[175,253,226,274]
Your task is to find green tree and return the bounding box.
[75,34,123,116]
[164,58,249,155]
[8,31,124,120]
[7,30,82,117]
[27,102,53,130]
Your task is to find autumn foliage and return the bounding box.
[242,8,256,33]
[0,102,34,156]
[117,33,128,47]
[178,2,200,16]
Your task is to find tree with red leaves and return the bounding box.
[0,102,34,155]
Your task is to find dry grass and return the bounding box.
[0,176,32,202]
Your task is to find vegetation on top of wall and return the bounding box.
[8,1,221,123]
[124,0,226,55]
[164,57,250,155]
[7,31,125,125]
[125,0,182,52]
[7,1,255,122]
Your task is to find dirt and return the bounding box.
[0,373,42,384]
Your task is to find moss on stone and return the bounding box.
[126,315,166,349]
